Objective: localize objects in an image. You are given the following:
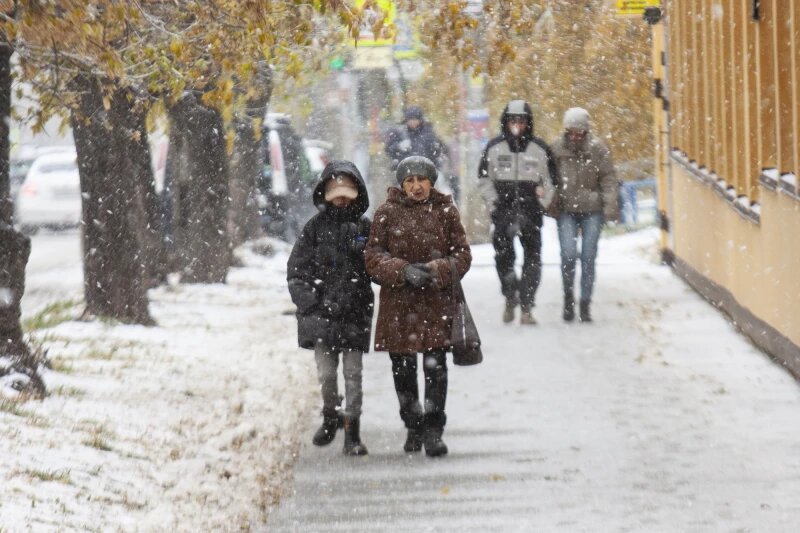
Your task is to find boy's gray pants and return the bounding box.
[314,342,364,419]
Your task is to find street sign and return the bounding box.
[615,0,661,15]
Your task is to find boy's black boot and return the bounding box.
[579,300,592,323]
[312,413,339,446]
[563,292,575,322]
[343,416,368,456]
[423,413,448,457]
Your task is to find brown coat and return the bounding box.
[551,133,619,222]
[365,187,472,354]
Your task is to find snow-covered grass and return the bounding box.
[0,238,319,531]
[22,298,82,332]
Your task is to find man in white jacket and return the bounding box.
[478,100,557,325]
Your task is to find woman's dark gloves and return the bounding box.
[403,263,431,288]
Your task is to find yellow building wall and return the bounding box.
[671,167,800,347]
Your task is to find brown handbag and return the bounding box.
[448,258,483,366]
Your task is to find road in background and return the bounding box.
[21,229,83,319]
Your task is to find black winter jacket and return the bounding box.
[385,122,447,170]
[287,160,374,352]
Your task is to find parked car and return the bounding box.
[255,113,317,242]
[14,150,81,234]
[9,144,75,200]
[9,157,34,200]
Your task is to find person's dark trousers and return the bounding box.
[492,208,543,310]
[422,350,447,430]
[391,353,423,429]
[390,349,448,429]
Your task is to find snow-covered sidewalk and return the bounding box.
[266,222,800,532]
[3,224,799,531]
[1,240,320,530]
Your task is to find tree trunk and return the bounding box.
[127,102,168,287]
[167,94,231,283]
[0,226,30,357]
[228,65,271,249]
[0,37,45,396]
[71,76,154,324]
[227,116,265,249]
[0,42,11,226]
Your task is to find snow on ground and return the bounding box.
[4,221,800,531]
[0,238,319,531]
[266,220,800,532]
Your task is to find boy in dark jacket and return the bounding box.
[287,160,374,456]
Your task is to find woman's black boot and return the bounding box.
[343,416,368,456]
[403,416,424,452]
[423,413,448,457]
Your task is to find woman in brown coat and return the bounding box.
[365,156,472,457]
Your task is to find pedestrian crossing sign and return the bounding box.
[615,0,661,15]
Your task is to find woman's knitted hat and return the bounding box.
[395,156,438,185]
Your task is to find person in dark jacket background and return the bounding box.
[385,106,448,170]
[287,160,374,456]
[478,100,557,325]
[366,156,471,457]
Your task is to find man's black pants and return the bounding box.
[492,208,543,310]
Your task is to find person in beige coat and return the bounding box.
[551,108,619,323]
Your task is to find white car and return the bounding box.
[15,151,82,234]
